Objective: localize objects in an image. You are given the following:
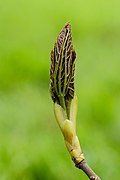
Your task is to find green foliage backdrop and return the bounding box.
[0,0,120,179]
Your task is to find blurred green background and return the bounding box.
[0,0,120,179]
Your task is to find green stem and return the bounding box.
[59,94,66,111]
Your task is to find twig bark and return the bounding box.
[76,160,101,180]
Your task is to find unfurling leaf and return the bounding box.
[50,23,76,117]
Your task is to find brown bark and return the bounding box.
[76,160,101,180]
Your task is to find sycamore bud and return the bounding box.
[50,23,84,165]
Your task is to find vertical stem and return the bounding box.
[59,94,66,113]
